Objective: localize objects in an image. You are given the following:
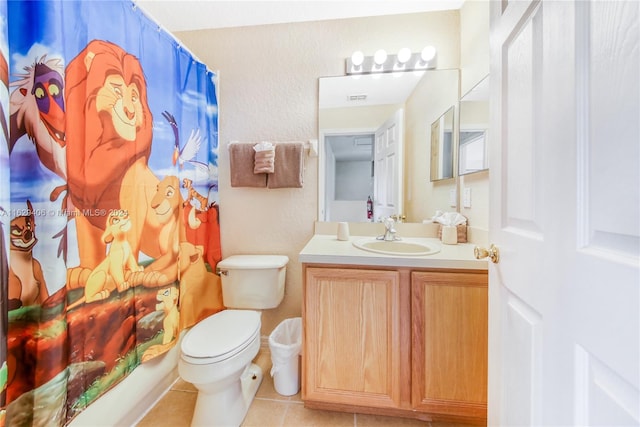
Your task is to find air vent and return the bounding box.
[347,94,367,101]
[354,137,372,146]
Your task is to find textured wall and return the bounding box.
[175,11,460,335]
[459,1,490,232]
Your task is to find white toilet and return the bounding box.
[178,254,289,427]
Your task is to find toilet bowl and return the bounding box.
[179,309,263,427]
[178,254,289,427]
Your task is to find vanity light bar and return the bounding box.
[346,47,437,75]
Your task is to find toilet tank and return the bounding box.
[216,255,289,309]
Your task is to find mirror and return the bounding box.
[318,69,459,223]
[430,106,455,181]
[458,75,489,175]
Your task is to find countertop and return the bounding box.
[299,234,488,270]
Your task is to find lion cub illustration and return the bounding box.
[141,286,180,362]
[68,209,142,310]
[8,200,49,309]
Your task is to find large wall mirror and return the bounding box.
[318,69,459,223]
[458,75,489,175]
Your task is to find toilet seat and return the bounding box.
[181,310,261,365]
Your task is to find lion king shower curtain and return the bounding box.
[0,1,222,424]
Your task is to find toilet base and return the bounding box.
[190,363,263,427]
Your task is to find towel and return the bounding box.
[254,143,275,174]
[267,142,304,188]
[229,142,268,187]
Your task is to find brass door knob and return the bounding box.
[474,244,500,263]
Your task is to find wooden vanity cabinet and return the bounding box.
[302,264,487,424]
[303,267,403,409]
[411,271,488,421]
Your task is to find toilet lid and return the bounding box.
[181,310,261,363]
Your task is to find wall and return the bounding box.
[335,160,371,200]
[175,11,461,335]
[459,0,490,233]
[404,69,460,222]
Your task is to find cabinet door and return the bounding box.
[304,267,401,409]
[412,271,488,420]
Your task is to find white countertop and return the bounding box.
[299,234,488,270]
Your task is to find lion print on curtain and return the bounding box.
[0,1,222,424]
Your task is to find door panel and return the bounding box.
[374,109,403,220]
[502,294,542,426]
[578,0,639,260]
[489,0,639,425]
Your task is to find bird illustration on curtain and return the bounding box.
[162,111,209,177]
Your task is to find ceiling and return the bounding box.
[132,0,466,163]
[319,72,426,109]
[134,0,464,32]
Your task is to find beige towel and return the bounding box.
[229,143,267,187]
[267,142,304,188]
[254,148,275,174]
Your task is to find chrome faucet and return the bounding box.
[377,216,400,241]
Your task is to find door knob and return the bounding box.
[474,244,500,263]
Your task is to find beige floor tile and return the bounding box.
[357,413,431,427]
[172,378,198,392]
[254,348,272,372]
[287,389,302,402]
[256,371,286,400]
[241,398,289,427]
[136,390,197,427]
[283,405,355,427]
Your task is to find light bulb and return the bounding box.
[374,49,388,66]
[351,50,364,67]
[421,46,437,62]
[397,47,412,64]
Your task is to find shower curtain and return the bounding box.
[0,1,222,425]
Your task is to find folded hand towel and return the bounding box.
[267,142,304,189]
[229,142,268,187]
[254,148,275,174]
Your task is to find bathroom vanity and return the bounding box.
[299,232,488,425]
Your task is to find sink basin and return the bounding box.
[352,238,440,256]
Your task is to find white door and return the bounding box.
[488,1,639,426]
[374,108,404,221]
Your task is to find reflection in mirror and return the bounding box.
[430,106,454,181]
[318,70,459,223]
[325,133,374,222]
[458,75,489,175]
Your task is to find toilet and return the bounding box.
[178,254,289,427]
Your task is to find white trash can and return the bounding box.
[269,317,302,396]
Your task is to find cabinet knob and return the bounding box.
[474,244,500,264]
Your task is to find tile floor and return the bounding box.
[136,348,473,427]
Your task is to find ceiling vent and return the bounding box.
[347,94,367,101]
[354,137,373,146]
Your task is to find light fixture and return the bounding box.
[421,46,437,63]
[346,46,437,75]
[373,49,387,65]
[397,47,412,64]
[351,51,364,68]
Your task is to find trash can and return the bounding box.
[269,317,302,396]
